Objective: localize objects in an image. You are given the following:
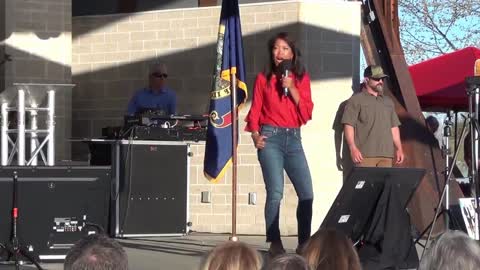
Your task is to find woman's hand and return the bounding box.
[282,76,294,90]
[251,132,267,149]
[282,76,300,105]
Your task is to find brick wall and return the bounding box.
[2,0,72,161]
[72,1,360,235]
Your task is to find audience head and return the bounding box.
[64,234,128,270]
[419,230,480,270]
[266,254,309,270]
[200,241,262,270]
[425,115,440,134]
[301,229,361,270]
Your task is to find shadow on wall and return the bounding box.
[71,0,285,18]
[73,0,199,17]
[3,0,68,41]
[2,46,71,86]
[3,22,63,41]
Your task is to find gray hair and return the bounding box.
[149,62,168,75]
[64,234,128,270]
[419,230,480,270]
[266,254,309,270]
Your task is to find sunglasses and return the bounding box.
[369,77,384,82]
[151,73,168,79]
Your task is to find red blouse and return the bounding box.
[245,72,314,132]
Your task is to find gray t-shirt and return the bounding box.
[341,91,401,158]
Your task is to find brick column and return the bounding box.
[3,0,72,161]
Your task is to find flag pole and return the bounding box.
[230,72,238,241]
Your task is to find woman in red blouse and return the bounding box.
[245,32,314,257]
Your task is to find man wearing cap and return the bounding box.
[127,62,176,116]
[341,65,404,167]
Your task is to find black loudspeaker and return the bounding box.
[321,170,384,242]
[321,167,425,270]
[116,142,189,236]
[0,166,111,262]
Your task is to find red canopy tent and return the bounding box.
[409,47,480,111]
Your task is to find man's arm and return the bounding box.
[169,92,177,115]
[392,126,404,164]
[127,92,138,115]
[344,124,363,163]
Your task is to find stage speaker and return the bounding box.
[0,166,111,262]
[321,167,425,270]
[115,142,189,236]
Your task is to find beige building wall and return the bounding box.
[299,1,361,231]
[72,0,360,235]
[2,0,72,161]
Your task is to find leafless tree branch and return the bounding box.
[398,0,480,64]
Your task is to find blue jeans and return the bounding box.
[258,125,314,245]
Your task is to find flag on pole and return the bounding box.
[203,0,247,182]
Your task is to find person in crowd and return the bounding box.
[341,65,404,167]
[200,241,262,270]
[426,115,441,147]
[425,115,440,134]
[64,234,128,270]
[300,229,361,270]
[245,32,314,257]
[127,62,176,116]
[266,254,309,270]
[418,230,480,270]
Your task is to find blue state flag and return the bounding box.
[203,0,248,182]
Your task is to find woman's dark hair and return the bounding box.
[425,115,439,133]
[265,32,305,81]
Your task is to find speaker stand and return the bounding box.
[0,171,43,270]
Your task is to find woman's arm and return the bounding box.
[245,74,265,132]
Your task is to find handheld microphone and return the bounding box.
[280,60,292,97]
[284,69,289,96]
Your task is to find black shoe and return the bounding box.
[268,241,286,259]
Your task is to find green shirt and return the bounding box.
[341,90,401,158]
